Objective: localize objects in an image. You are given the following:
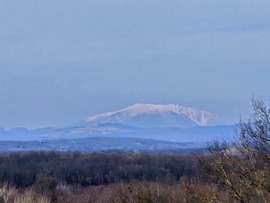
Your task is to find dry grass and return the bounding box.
[0,180,233,203]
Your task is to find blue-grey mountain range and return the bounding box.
[0,104,236,152]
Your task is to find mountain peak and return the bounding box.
[85,103,219,128]
[122,103,180,115]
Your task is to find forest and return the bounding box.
[0,100,268,203]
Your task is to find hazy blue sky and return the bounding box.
[1,0,270,128]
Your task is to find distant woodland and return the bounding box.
[0,100,268,203]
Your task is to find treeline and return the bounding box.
[0,151,196,189]
[0,151,203,203]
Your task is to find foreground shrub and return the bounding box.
[200,100,270,203]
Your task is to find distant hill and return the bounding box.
[0,137,207,154]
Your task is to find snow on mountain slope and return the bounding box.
[85,104,218,128]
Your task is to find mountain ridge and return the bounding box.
[85,103,219,128]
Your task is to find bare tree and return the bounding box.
[200,99,270,203]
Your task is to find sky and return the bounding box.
[0,0,270,129]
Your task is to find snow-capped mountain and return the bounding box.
[0,103,234,149]
[85,104,219,128]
